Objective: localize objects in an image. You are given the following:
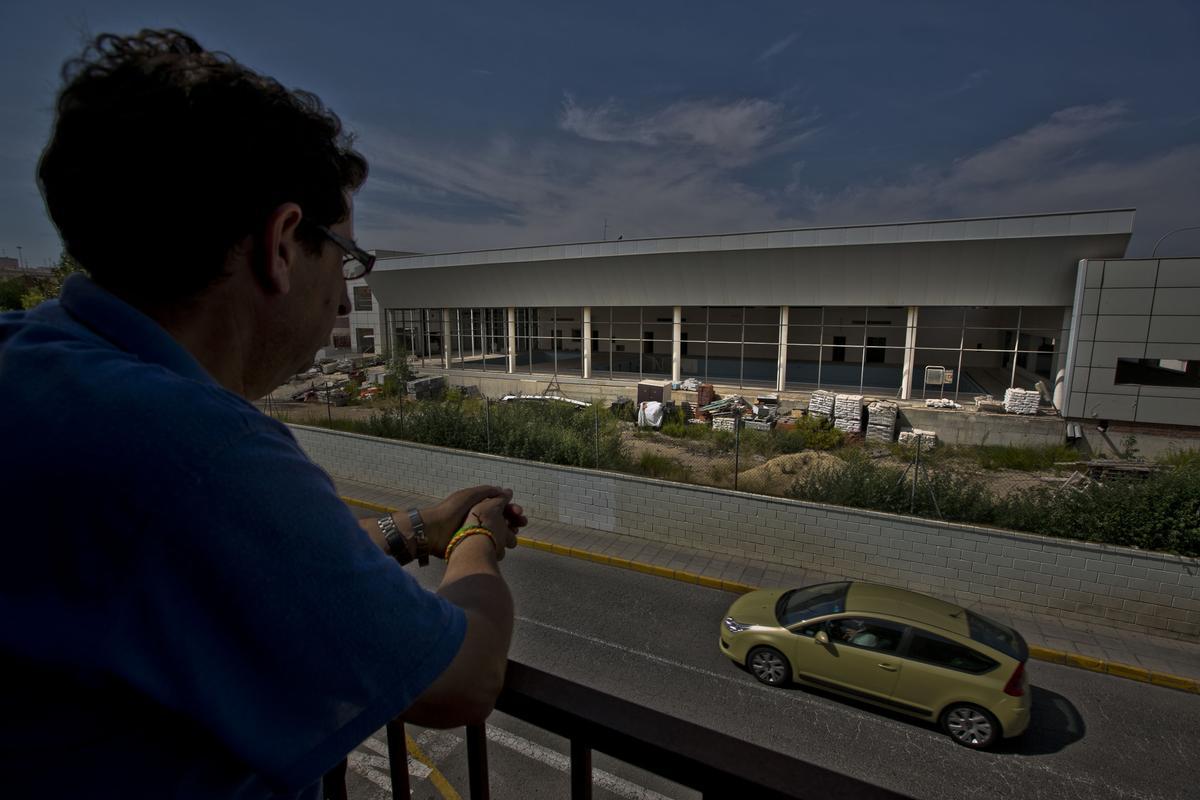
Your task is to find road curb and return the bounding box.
[342,495,1200,696]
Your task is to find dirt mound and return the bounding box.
[737,451,844,491]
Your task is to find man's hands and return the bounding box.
[423,485,527,558]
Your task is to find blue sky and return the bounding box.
[2,0,1198,266]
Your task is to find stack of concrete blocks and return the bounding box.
[711,416,738,432]
[866,400,899,443]
[1003,387,1041,415]
[833,394,864,434]
[899,429,938,448]
[808,390,836,419]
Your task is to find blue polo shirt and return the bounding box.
[0,275,466,798]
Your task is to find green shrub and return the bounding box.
[1159,448,1200,468]
[969,444,1080,471]
[634,452,693,482]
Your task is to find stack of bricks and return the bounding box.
[833,394,864,434]
[866,400,899,443]
[1003,388,1040,415]
[808,390,836,419]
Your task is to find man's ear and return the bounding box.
[258,202,305,295]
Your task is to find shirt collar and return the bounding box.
[57,273,217,386]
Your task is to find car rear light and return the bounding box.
[1003,662,1026,697]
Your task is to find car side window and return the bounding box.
[827,617,904,653]
[906,630,999,674]
[795,622,825,637]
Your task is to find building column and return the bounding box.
[776,306,789,392]
[506,307,517,374]
[441,308,452,369]
[1052,307,1073,411]
[671,305,682,383]
[582,307,592,379]
[900,306,919,400]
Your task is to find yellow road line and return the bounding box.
[405,732,462,800]
[339,494,1200,695]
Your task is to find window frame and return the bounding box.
[900,627,1000,675]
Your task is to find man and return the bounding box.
[0,29,523,798]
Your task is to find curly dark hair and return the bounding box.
[37,29,368,301]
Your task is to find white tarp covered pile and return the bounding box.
[925,398,961,409]
[833,393,864,433]
[1003,388,1041,415]
[808,390,836,418]
[866,400,899,443]
[899,429,938,448]
[637,400,665,428]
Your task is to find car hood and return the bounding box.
[725,589,787,627]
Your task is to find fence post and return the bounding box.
[399,390,405,438]
[485,396,492,452]
[594,403,601,468]
[911,436,921,513]
[326,383,332,425]
[733,417,741,492]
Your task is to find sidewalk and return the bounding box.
[333,476,1200,692]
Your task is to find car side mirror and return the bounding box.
[815,630,830,645]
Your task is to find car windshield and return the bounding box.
[966,611,1028,661]
[776,582,849,627]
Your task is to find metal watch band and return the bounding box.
[379,514,413,566]
[408,507,430,567]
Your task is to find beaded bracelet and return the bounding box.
[444,525,497,560]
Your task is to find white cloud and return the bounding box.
[352,101,1198,258]
[756,33,798,64]
[559,94,785,156]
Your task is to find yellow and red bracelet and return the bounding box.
[444,525,496,560]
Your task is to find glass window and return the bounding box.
[1115,358,1200,388]
[907,630,998,674]
[777,582,849,627]
[827,618,905,652]
[353,286,373,311]
[966,612,1027,661]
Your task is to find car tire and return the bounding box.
[747,646,792,687]
[940,703,1001,750]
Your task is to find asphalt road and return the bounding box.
[346,508,1200,799]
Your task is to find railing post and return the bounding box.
[385,721,411,799]
[571,739,593,799]
[466,723,491,799]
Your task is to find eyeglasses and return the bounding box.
[315,224,376,280]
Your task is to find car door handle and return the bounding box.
[877,663,898,671]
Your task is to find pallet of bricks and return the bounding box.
[1003,387,1040,415]
[898,429,937,448]
[866,400,898,443]
[808,389,836,419]
[833,394,864,434]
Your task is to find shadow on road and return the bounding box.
[1000,684,1086,756]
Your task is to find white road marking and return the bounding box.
[415,727,463,762]
[485,724,677,800]
[347,750,404,790]
[357,732,431,780]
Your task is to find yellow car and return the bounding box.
[719,581,1030,749]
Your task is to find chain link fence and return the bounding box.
[256,391,1200,557]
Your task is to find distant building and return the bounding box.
[333,210,1200,438]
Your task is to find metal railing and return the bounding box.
[384,659,913,799]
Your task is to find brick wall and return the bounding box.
[290,425,1200,641]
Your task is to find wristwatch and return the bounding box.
[378,514,413,566]
[407,507,430,566]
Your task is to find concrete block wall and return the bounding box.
[1068,257,1200,427]
[290,425,1200,641]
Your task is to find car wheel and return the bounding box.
[747,646,792,687]
[940,703,1001,749]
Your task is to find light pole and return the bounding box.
[16,245,24,268]
[1151,225,1200,257]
